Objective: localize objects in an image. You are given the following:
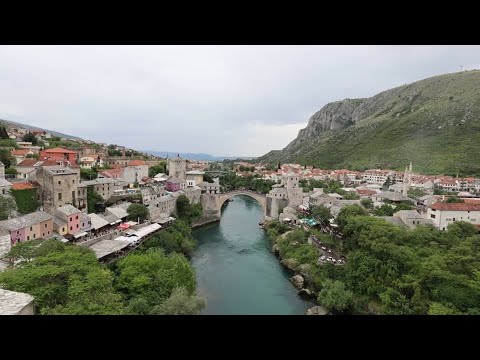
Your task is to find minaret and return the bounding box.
[408,162,413,189]
[402,165,408,196]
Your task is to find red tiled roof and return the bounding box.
[17,159,38,167]
[11,149,31,156]
[463,199,480,204]
[41,147,77,154]
[11,182,35,190]
[357,189,377,196]
[39,160,61,167]
[127,160,146,166]
[430,203,480,211]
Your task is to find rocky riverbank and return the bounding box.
[269,229,328,315]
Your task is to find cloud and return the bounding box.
[0,45,479,156]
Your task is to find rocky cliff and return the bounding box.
[259,70,480,176]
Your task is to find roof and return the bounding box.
[106,206,128,219]
[102,213,119,224]
[56,205,82,217]
[16,159,38,167]
[44,166,77,176]
[0,211,53,231]
[167,177,185,184]
[186,170,205,175]
[41,147,77,154]
[393,210,423,219]
[0,289,34,315]
[88,239,131,259]
[11,149,31,156]
[430,203,480,211]
[81,178,117,186]
[88,213,110,230]
[127,160,146,166]
[376,191,411,202]
[53,216,67,227]
[0,179,12,187]
[418,195,436,201]
[11,182,35,190]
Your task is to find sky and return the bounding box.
[0,45,479,157]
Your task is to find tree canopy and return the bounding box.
[127,203,149,222]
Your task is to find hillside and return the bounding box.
[258,70,480,176]
[0,118,82,141]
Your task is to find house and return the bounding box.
[0,177,12,195]
[392,210,435,229]
[105,206,128,222]
[166,177,187,192]
[39,147,77,165]
[98,167,125,180]
[0,211,54,244]
[186,170,204,187]
[81,178,123,200]
[0,289,35,315]
[54,205,82,235]
[198,180,220,195]
[11,149,34,164]
[417,195,438,207]
[123,160,148,185]
[15,159,38,179]
[36,165,82,213]
[372,191,412,203]
[427,202,480,231]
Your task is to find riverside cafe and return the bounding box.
[299,218,319,228]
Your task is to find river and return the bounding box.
[191,195,313,315]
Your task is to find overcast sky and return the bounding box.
[0,45,479,157]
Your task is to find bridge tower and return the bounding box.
[283,172,303,207]
[167,154,187,181]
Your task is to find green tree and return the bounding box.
[0,125,9,139]
[0,195,17,220]
[336,204,368,230]
[126,203,149,222]
[446,197,464,203]
[408,188,427,198]
[361,198,374,209]
[80,167,98,181]
[427,302,461,315]
[312,205,332,223]
[22,133,38,145]
[148,162,166,178]
[11,188,39,214]
[0,149,15,168]
[317,280,353,313]
[203,173,214,183]
[175,195,202,224]
[149,287,206,315]
[25,153,39,159]
[87,186,103,213]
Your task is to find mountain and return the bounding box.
[0,118,82,141]
[258,70,480,176]
[143,151,253,161]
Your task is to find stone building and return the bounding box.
[0,289,35,315]
[282,172,303,207]
[54,205,82,235]
[36,165,82,214]
[198,179,220,194]
[168,155,187,181]
[186,170,204,187]
[0,211,54,244]
[81,178,123,201]
[123,160,148,185]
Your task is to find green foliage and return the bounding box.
[0,195,17,220]
[0,240,126,314]
[361,198,374,209]
[277,229,318,265]
[22,133,38,145]
[427,302,461,315]
[408,188,427,198]
[5,167,17,175]
[238,165,255,172]
[11,188,39,215]
[25,153,39,159]
[317,280,354,313]
[0,149,15,168]
[141,219,196,257]
[258,71,480,176]
[87,186,103,213]
[446,196,464,203]
[148,162,166,178]
[127,203,149,222]
[175,195,202,225]
[114,249,196,312]
[336,205,368,230]
[0,125,9,139]
[149,287,206,315]
[312,205,332,223]
[80,167,98,181]
[0,139,18,148]
[219,172,276,194]
[203,173,214,183]
[265,220,290,235]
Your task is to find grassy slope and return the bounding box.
[259,71,480,176]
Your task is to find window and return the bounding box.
[453,218,456,221]
[72,179,75,184]
[48,231,50,235]
[42,233,45,237]
[30,226,32,231]
[76,215,78,220]
[16,231,19,234]
[70,226,73,230]
[431,214,436,219]
[58,180,61,185]
[33,233,36,239]
[27,236,30,240]
[58,193,62,200]
[62,227,65,232]
[70,217,73,222]
[76,224,79,228]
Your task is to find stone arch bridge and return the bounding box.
[219,190,266,212]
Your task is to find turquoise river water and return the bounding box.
[191,195,313,315]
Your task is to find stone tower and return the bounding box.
[0,161,4,179]
[168,155,187,181]
[283,172,303,207]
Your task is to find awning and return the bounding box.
[118,223,130,230]
[115,219,121,224]
[282,218,291,222]
[74,231,88,239]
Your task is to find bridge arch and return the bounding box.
[219,191,267,213]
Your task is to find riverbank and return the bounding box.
[266,225,329,315]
